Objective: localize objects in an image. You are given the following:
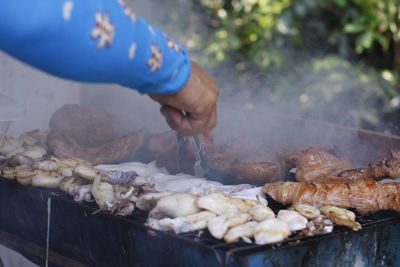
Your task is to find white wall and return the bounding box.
[0,52,82,137]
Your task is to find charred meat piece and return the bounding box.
[209,140,291,184]
[50,104,130,147]
[230,161,281,184]
[263,179,400,214]
[320,149,400,181]
[47,130,148,165]
[290,148,354,182]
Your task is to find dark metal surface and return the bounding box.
[0,177,400,267]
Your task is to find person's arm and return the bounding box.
[0,0,190,95]
[0,0,219,135]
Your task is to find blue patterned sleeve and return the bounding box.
[0,0,191,95]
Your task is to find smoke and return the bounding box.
[78,1,395,166]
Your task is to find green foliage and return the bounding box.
[197,0,292,68]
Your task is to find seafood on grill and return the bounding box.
[301,215,334,236]
[0,130,47,157]
[262,179,400,214]
[254,218,291,245]
[224,221,258,243]
[289,203,320,220]
[248,204,275,222]
[197,192,259,215]
[319,206,361,231]
[149,193,201,219]
[277,210,308,232]
[31,170,64,188]
[146,211,217,234]
[136,191,174,211]
[207,208,250,239]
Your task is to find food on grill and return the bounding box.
[136,191,174,211]
[208,140,290,184]
[31,170,64,188]
[248,204,275,222]
[334,149,400,181]
[149,193,201,219]
[290,148,400,182]
[6,146,47,166]
[277,210,308,231]
[230,161,282,184]
[14,166,37,185]
[319,206,361,231]
[289,203,320,220]
[0,129,382,246]
[0,165,34,180]
[32,155,59,171]
[207,208,250,239]
[224,221,258,243]
[47,129,147,165]
[197,192,258,215]
[74,162,98,181]
[59,176,88,196]
[254,218,291,245]
[302,215,334,236]
[146,211,217,234]
[17,130,48,149]
[153,133,291,183]
[49,104,130,147]
[263,179,400,214]
[288,148,353,182]
[0,136,25,156]
[91,174,115,211]
[73,184,94,202]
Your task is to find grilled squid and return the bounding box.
[73,184,94,202]
[74,163,99,181]
[135,191,174,211]
[59,176,87,196]
[319,205,361,231]
[223,221,258,243]
[91,174,115,210]
[289,203,320,220]
[31,170,64,188]
[0,136,23,156]
[254,218,291,245]
[146,211,217,234]
[277,210,308,231]
[149,193,201,219]
[197,192,257,215]
[207,208,250,240]
[33,155,60,172]
[249,204,275,222]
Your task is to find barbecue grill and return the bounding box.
[1,111,400,267]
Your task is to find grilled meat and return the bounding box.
[263,179,400,214]
[47,130,147,165]
[290,148,353,182]
[290,148,400,182]
[49,104,130,147]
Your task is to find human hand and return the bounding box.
[149,61,219,137]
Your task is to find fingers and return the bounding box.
[149,61,219,136]
[160,105,216,136]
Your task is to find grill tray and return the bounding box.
[0,178,399,267]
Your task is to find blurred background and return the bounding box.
[1,0,400,136]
